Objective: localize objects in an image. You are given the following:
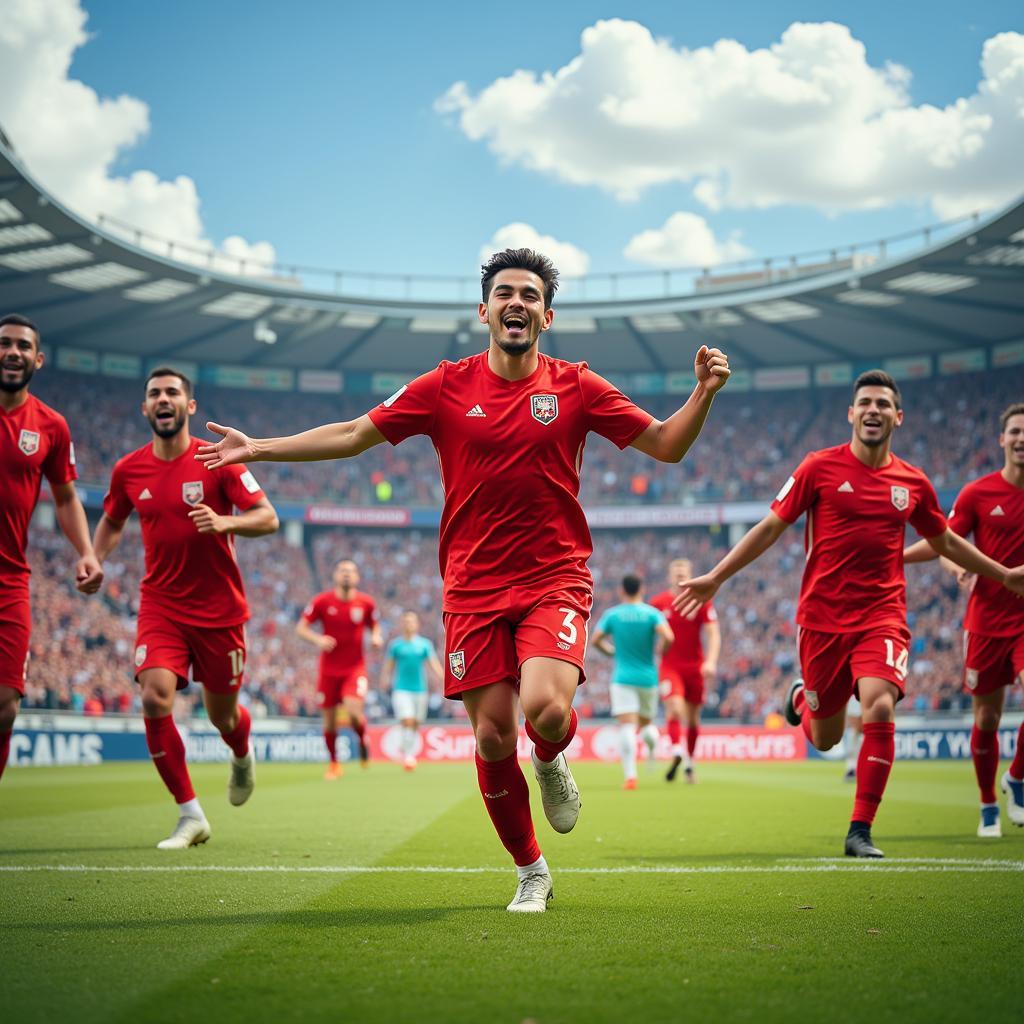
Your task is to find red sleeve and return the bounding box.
[366,596,378,626]
[219,464,266,511]
[700,603,718,624]
[102,460,133,523]
[770,453,818,524]
[946,483,976,539]
[579,367,653,449]
[367,367,443,445]
[909,475,948,539]
[302,595,322,625]
[42,415,77,488]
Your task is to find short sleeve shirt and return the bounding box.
[302,590,378,672]
[595,601,667,687]
[650,590,717,670]
[387,635,437,692]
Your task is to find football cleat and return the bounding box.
[844,828,884,859]
[403,756,417,772]
[684,765,696,785]
[531,750,581,834]
[665,754,683,782]
[506,871,553,913]
[843,766,857,783]
[228,751,255,806]
[784,679,805,727]
[622,777,637,791]
[1002,771,1024,826]
[157,815,211,850]
[324,762,343,781]
[977,804,1002,838]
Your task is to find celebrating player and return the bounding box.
[379,611,443,770]
[675,370,1024,857]
[650,558,720,783]
[92,367,279,849]
[592,575,673,789]
[197,247,729,911]
[0,313,103,782]
[297,558,383,778]
[904,402,1024,836]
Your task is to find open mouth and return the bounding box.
[155,408,176,426]
[502,313,528,337]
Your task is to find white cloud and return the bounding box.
[438,19,1024,217]
[0,0,275,274]
[624,212,752,267]
[480,222,591,278]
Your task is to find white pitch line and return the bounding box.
[0,859,1021,875]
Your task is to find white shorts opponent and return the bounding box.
[393,690,428,722]
[610,683,659,720]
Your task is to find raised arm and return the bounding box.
[196,414,386,469]
[630,346,730,463]
[924,529,1024,594]
[51,481,103,594]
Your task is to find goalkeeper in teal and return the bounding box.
[380,611,444,770]
[592,575,674,789]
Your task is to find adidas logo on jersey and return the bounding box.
[991,505,1005,516]
[837,481,854,493]
[139,488,153,500]
[465,405,486,417]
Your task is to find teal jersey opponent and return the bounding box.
[387,635,437,692]
[595,602,667,687]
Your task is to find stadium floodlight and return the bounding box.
[700,308,744,326]
[199,291,274,319]
[742,299,820,322]
[0,243,92,271]
[550,317,597,333]
[50,262,148,291]
[338,311,381,329]
[123,278,198,302]
[884,272,978,295]
[409,317,459,333]
[966,245,1024,267]
[631,313,684,332]
[254,318,277,345]
[835,290,904,307]
[0,198,21,222]
[0,224,52,248]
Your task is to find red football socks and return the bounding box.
[219,704,251,759]
[475,751,541,866]
[526,707,578,764]
[0,729,10,781]
[851,721,895,825]
[323,730,338,763]
[971,725,1000,804]
[144,714,195,803]
[686,725,699,757]
[1011,722,1024,781]
[667,719,682,746]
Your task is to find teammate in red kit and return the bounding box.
[905,402,1024,837]
[92,367,279,849]
[676,371,1024,857]
[197,248,729,911]
[651,558,720,783]
[297,558,382,778]
[0,313,103,781]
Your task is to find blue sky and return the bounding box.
[3,0,1022,281]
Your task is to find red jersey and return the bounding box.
[772,444,947,633]
[301,590,378,671]
[948,471,1024,637]
[0,394,77,580]
[103,437,265,627]
[650,590,717,669]
[368,352,652,612]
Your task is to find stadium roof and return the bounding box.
[1,126,1022,376]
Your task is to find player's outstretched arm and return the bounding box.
[196,414,386,469]
[904,537,973,587]
[51,481,103,594]
[674,512,790,615]
[925,529,1019,591]
[631,346,730,463]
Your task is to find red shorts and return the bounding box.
[797,625,910,719]
[659,665,704,706]
[134,606,247,694]
[0,583,31,694]
[963,631,1024,696]
[441,587,591,699]
[316,665,369,708]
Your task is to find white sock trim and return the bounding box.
[516,855,549,879]
[177,798,204,820]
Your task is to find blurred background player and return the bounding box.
[379,610,443,770]
[905,402,1024,837]
[197,247,729,912]
[297,558,382,778]
[651,558,719,783]
[0,313,103,782]
[593,574,673,789]
[676,370,1024,858]
[93,368,278,849]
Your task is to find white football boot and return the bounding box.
[157,816,211,850]
[506,872,553,913]
[1001,771,1024,826]
[531,750,581,833]
[228,751,255,806]
[977,804,1002,838]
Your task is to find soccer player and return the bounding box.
[197,247,730,911]
[297,558,383,777]
[92,367,279,849]
[675,370,1024,858]
[650,558,720,783]
[380,611,444,770]
[0,313,103,781]
[592,575,673,789]
[904,402,1024,837]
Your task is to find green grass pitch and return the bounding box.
[1,759,1021,1024]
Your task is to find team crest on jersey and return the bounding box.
[350,607,364,624]
[890,485,909,511]
[135,644,148,668]
[965,669,979,691]
[530,393,558,425]
[449,650,466,680]
[18,429,40,456]
[805,689,820,712]
[182,481,205,506]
